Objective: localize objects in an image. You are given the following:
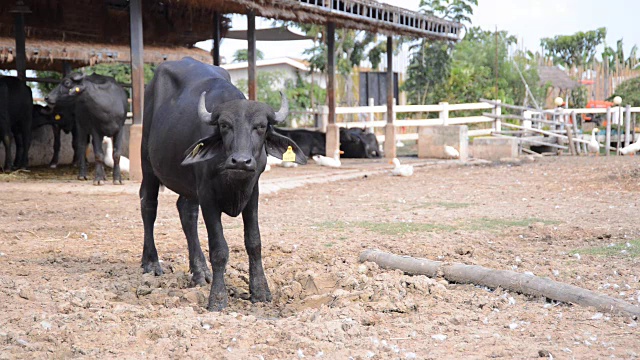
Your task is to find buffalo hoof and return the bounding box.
[142,261,163,276]
[113,179,123,185]
[93,179,105,186]
[250,286,272,303]
[207,294,228,312]
[77,175,88,181]
[190,268,212,287]
[49,164,57,169]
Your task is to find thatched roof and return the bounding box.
[0,37,212,72]
[538,66,580,90]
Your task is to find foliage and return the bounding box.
[236,70,325,124]
[570,86,588,108]
[540,28,606,68]
[35,63,156,95]
[419,0,478,26]
[402,40,451,105]
[232,48,264,63]
[609,77,640,106]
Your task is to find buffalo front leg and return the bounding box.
[242,184,272,303]
[176,196,211,286]
[111,130,124,185]
[1,133,11,172]
[91,133,106,185]
[201,203,229,311]
[140,173,163,276]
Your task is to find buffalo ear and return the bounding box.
[265,127,307,165]
[70,72,84,82]
[181,133,222,166]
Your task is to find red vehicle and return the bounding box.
[584,100,614,124]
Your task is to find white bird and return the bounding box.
[102,137,130,172]
[444,145,460,159]
[619,141,640,155]
[267,154,298,168]
[395,140,405,148]
[588,128,600,155]
[313,150,342,168]
[390,158,413,177]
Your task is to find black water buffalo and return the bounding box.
[0,76,33,171]
[341,127,382,158]
[45,73,127,184]
[273,128,326,157]
[32,104,79,168]
[140,57,306,311]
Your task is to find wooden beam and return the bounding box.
[247,10,257,101]
[212,11,221,66]
[128,0,144,182]
[327,22,336,125]
[129,0,144,126]
[384,35,396,159]
[14,12,26,81]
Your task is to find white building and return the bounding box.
[221,57,326,90]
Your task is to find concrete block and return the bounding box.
[470,137,519,161]
[418,125,468,160]
[384,124,396,159]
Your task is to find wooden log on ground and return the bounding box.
[359,249,640,318]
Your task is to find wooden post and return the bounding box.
[605,107,612,156]
[616,107,622,153]
[565,114,576,156]
[624,105,631,148]
[571,112,583,154]
[325,22,339,157]
[12,8,27,81]
[212,11,221,66]
[247,10,257,101]
[367,97,375,134]
[492,100,502,132]
[384,35,396,159]
[439,102,449,126]
[128,0,144,181]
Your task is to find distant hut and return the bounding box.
[538,65,580,107]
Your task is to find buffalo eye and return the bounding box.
[219,122,230,131]
[255,124,267,131]
[63,79,72,88]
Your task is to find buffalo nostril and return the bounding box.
[231,158,237,164]
[44,96,49,101]
[244,158,252,165]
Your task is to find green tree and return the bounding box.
[402,40,451,105]
[419,0,478,25]
[540,28,606,68]
[610,77,640,106]
[232,48,264,63]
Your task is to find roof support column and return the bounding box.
[128,0,144,181]
[384,35,396,159]
[212,11,221,66]
[325,22,340,157]
[13,9,27,81]
[247,10,257,100]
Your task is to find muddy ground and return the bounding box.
[0,156,639,359]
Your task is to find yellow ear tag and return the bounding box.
[191,142,204,157]
[282,146,296,162]
[75,87,81,93]
[54,114,61,121]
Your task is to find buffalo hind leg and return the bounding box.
[1,133,10,172]
[177,196,212,286]
[242,184,272,303]
[76,129,89,180]
[111,130,124,185]
[201,203,229,311]
[91,132,106,185]
[140,171,163,276]
[50,125,61,168]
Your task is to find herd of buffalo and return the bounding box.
[0,57,382,310]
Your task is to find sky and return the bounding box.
[197,0,640,66]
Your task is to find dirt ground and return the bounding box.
[1,156,639,359]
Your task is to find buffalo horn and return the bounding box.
[198,92,212,124]
[273,91,289,124]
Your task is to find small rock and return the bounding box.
[297,349,305,358]
[508,323,519,330]
[81,233,88,240]
[17,339,29,347]
[538,349,552,358]
[40,321,52,330]
[591,313,603,320]
[431,334,447,341]
[405,352,417,359]
[0,252,5,257]
[357,264,368,274]
[18,288,34,300]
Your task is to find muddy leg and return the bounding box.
[201,203,228,311]
[140,168,162,276]
[177,196,212,286]
[111,129,124,185]
[242,183,272,303]
[76,128,89,180]
[50,125,61,168]
[91,133,106,185]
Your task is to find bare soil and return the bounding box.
[1,156,639,359]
